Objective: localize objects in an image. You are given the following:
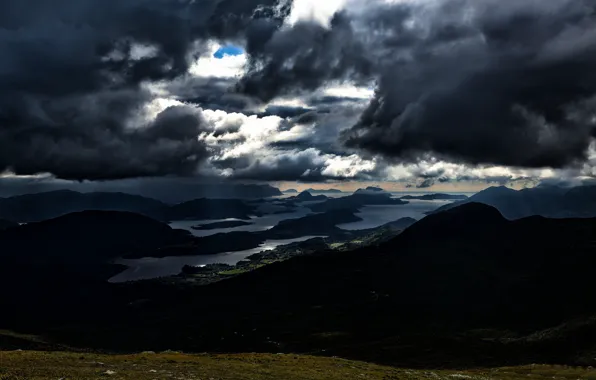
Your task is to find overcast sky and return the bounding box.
[2,0,596,192]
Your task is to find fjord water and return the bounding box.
[109,235,326,282]
[338,199,452,230]
[110,196,457,282]
[171,206,314,237]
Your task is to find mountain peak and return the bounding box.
[397,202,506,243]
[479,186,517,196]
[297,191,314,199]
[354,187,390,196]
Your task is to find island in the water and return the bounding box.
[285,191,328,202]
[309,191,408,212]
[191,220,253,230]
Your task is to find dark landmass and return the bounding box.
[178,238,333,285]
[123,231,268,259]
[191,220,253,230]
[3,203,596,370]
[305,188,343,194]
[401,193,469,201]
[328,217,418,251]
[0,190,169,222]
[0,180,283,203]
[136,182,282,203]
[167,198,257,221]
[354,186,386,195]
[430,185,596,219]
[309,192,408,212]
[285,191,328,202]
[265,209,361,238]
[176,219,417,287]
[0,210,195,283]
[6,202,596,370]
[181,263,235,275]
[378,216,418,230]
[0,219,17,230]
[140,209,366,258]
[283,189,298,193]
[0,190,266,223]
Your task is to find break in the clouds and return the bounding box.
[3,0,596,187]
[0,0,290,180]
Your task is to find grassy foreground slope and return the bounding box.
[3,351,596,380]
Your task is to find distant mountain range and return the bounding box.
[0,190,169,222]
[0,181,283,203]
[431,185,596,219]
[309,191,407,212]
[284,191,328,202]
[0,187,437,223]
[353,186,387,195]
[0,190,260,223]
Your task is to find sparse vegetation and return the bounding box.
[3,351,596,380]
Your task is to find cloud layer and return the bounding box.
[3,0,596,188]
[0,0,289,180]
[241,0,596,170]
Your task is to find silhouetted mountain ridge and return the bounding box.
[0,210,195,280]
[0,191,261,222]
[432,185,596,219]
[309,192,407,212]
[0,190,168,222]
[284,191,328,202]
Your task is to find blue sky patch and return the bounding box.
[213,45,244,59]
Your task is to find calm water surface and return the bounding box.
[111,197,461,282]
[109,235,327,283]
[171,206,314,237]
[338,200,451,230]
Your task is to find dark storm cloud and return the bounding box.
[238,0,596,170]
[237,12,374,101]
[306,96,365,107]
[258,105,312,118]
[0,95,211,180]
[344,0,596,169]
[217,151,328,182]
[168,76,257,114]
[0,0,291,180]
[293,111,319,125]
[267,102,368,161]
